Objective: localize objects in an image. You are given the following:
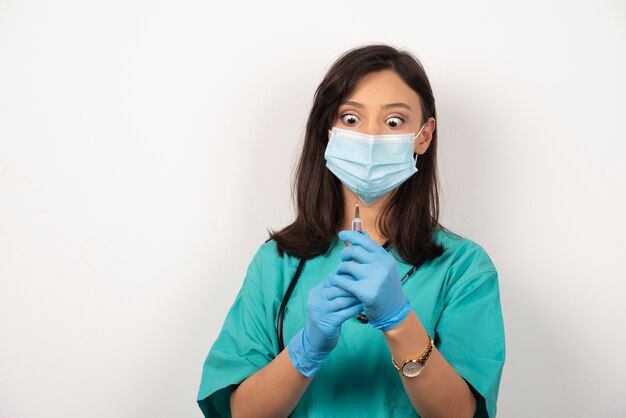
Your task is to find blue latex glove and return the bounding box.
[287,280,363,377]
[328,230,412,330]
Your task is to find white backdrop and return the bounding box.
[1,1,625,417]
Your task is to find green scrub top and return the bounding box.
[197,228,505,417]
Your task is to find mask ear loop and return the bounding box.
[412,123,427,165]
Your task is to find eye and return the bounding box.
[386,116,404,128]
[340,113,360,126]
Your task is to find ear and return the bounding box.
[414,117,436,155]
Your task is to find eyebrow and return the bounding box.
[340,100,413,111]
[341,100,364,108]
[383,102,413,111]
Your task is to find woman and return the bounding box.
[197,44,505,418]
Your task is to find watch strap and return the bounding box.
[391,334,434,374]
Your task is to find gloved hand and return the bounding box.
[287,280,363,377]
[328,230,412,331]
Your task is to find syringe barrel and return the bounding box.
[351,219,363,233]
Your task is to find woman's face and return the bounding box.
[331,69,435,155]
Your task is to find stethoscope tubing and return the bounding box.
[276,258,306,352]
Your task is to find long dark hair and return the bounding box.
[269,44,444,264]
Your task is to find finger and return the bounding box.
[322,276,332,288]
[325,295,362,311]
[338,230,381,253]
[327,273,359,295]
[336,302,365,322]
[309,282,325,294]
[340,244,375,264]
[322,284,355,300]
[336,261,369,279]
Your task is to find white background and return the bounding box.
[1,1,625,417]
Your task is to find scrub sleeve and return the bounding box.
[428,236,505,418]
[197,245,283,418]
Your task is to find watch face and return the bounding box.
[402,360,423,378]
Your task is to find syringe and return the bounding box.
[351,203,363,233]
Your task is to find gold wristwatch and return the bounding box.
[391,335,434,378]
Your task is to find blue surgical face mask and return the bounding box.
[324,124,426,205]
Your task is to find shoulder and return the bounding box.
[246,239,282,275]
[245,239,301,283]
[253,239,282,263]
[430,227,498,288]
[434,227,496,270]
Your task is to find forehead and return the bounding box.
[343,70,422,110]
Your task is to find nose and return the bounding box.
[360,119,384,136]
